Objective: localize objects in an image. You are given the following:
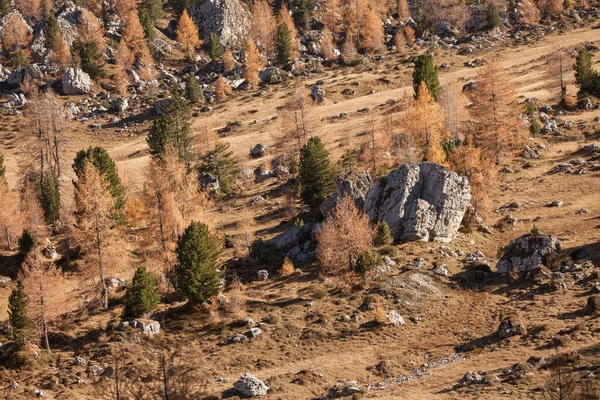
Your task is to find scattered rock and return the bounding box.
[41,246,58,260]
[328,380,361,398]
[386,310,405,326]
[546,200,563,207]
[311,84,325,102]
[432,264,449,276]
[498,316,527,339]
[522,145,541,159]
[111,97,129,113]
[256,270,269,281]
[245,327,262,338]
[458,371,486,386]
[118,319,161,336]
[233,373,269,397]
[248,196,265,206]
[496,233,560,274]
[250,144,269,159]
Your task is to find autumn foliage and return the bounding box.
[316,196,374,278]
[176,10,202,56]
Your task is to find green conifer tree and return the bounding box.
[12,49,30,69]
[574,48,599,95]
[39,171,61,225]
[375,222,393,246]
[299,136,335,211]
[184,74,202,103]
[44,13,61,50]
[176,221,222,304]
[486,3,500,29]
[208,32,224,62]
[73,147,125,218]
[412,54,440,100]
[123,265,160,318]
[146,90,194,167]
[0,0,10,17]
[276,22,293,67]
[198,141,240,194]
[172,0,194,17]
[18,229,37,255]
[72,40,106,79]
[8,280,31,341]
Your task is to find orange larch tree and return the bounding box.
[21,248,67,352]
[468,60,526,162]
[251,0,277,60]
[176,9,202,57]
[243,39,263,86]
[403,83,449,164]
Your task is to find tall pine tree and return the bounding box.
[412,54,440,100]
[8,280,31,341]
[176,221,222,304]
[44,13,61,50]
[39,171,60,225]
[147,90,194,167]
[276,22,293,67]
[208,32,224,62]
[184,74,202,103]
[299,136,335,211]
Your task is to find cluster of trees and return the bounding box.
[2,90,234,353]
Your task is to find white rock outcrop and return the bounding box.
[364,162,471,243]
[62,68,92,95]
[188,0,251,48]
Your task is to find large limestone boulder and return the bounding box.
[188,0,251,48]
[62,68,92,95]
[496,233,561,274]
[233,373,269,397]
[363,163,471,243]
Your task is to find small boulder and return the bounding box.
[256,270,269,281]
[233,373,269,397]
[250,144,269,159]
[498,316,526,339]
[62,68,92,95]
[496,233,560,274]
[311,85,325,102]
[111,97,129,113]
[386,310,405,326]
[118,319,161,336]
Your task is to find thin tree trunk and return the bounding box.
[156,192,166,252]
[162,350,170,400]
[5,227,12,251]
[95,212,108,309]
[114,349,121,400]
[38,271,50,352]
